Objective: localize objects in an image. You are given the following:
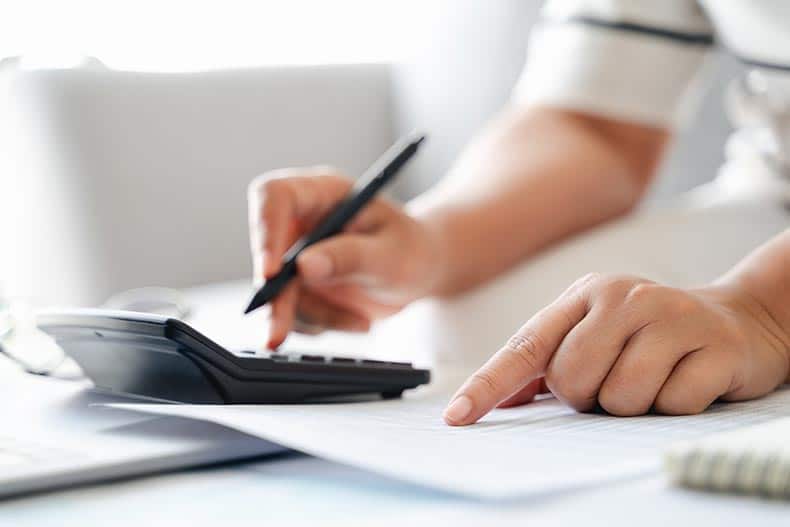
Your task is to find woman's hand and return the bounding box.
[444,273,790,425]
[248,168,445,348]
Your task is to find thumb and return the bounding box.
[297,235,384,283]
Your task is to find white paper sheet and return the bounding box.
[109,382,790,499]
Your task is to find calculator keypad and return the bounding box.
[237,351,413,369]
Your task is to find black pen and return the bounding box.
[244,132,427,314]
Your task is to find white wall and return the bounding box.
[0,0,424,70]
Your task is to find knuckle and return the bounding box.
[666,294,699,317]
[578,272,603,286]
[554,302,578,330]
[607,275,640,291]
[624,283,700,318]
[599,400,646,417]
[596,276,640,307]
[545,369,597,412]
[470,369,500,396]
[654,390,707,415]
[249,170,287,196]
[566,273,638,309]
[260,176,288,197]
[572,272,603,292]
[598,382,650,417]
[624,281,660,305]
[253,181,290,219]
[332,242,362,275]
[502,331,545,371]
[561,272,601,303]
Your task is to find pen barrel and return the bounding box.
[248,261,298,310]
[282,138,422,261]
[296,136,423,250]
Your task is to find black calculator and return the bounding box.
[37,309,430,404]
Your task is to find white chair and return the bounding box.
[1,58,393,306]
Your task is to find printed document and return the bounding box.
[110,382,790,499]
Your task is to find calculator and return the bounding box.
[36,309,430,404]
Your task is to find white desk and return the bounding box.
[4,281,789,525]
[5,453,788,526]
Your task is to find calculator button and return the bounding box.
[330,357,358,365]
[300,355,326,363]
[361,359,387,366]
[269,353,289,361]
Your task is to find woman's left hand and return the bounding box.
[443,273,790,426]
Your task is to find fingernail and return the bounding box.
[267,335,282,350]
[299,252,332,279]
[444,395,473,424]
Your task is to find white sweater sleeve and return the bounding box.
[514,0,716,129]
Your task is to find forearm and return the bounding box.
[718,229,790,382]
[409,105,668,296]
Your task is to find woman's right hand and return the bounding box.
[248,167,445,348]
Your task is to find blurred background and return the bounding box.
[1,0,743,308]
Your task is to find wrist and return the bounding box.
[711,278,790,383]
[412,211,455,298]
[406,196,462,297]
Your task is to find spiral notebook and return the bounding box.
[665,417,790,499]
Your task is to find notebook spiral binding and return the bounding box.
[665,418,790,499]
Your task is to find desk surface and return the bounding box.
[5,454,789,526]
[5,281,789,525]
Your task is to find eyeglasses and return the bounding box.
[101,287,192,320]
[0,302,80,379]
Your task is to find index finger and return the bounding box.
[443,276,594,426]
[248,170,351,279]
